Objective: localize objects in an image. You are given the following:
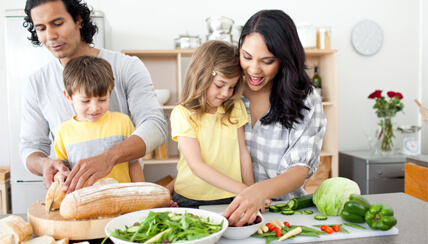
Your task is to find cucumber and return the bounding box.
[280,210,295,215]
[294,210,303,215]
[275,203,287,209]
[285,194,315,210]
[314,215,328,221]
[303,210,313,215]
[269,205,280,213]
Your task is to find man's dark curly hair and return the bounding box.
[23,0,98,46]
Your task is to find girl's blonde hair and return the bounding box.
[180,40,243,124]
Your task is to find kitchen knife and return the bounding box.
[47,186,56,214]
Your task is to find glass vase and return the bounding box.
[376,110,396,155]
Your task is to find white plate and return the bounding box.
[105,207,228,244]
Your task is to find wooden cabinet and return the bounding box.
[405,162,428,202]
[122,49,338,189]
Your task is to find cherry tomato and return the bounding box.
[325,226,334,234]
[332,225,340,232]
[320,225,328,231]
[266,223,276,232]
[275,227,282,237]
[283,221,290,228]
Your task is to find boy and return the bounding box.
[54,55,144,183]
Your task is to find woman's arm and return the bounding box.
[177,136,248,194]
[223,165,309,226]
[238,127,254,186]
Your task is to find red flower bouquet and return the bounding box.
[368,90,404,152]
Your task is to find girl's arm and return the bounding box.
[129,160,145,182]
[238,126,254,186]
[177,136,248,194]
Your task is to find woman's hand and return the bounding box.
[222,186,266,226]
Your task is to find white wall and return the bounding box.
[1,0,427,167]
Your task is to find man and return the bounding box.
[21,0,167,193]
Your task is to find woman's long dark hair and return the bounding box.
[239,10,313,129]
[23,0,98,46]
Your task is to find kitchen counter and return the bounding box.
[406,154,428,168]
[1,193,427,243]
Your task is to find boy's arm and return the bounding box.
[177,136,247,195]
[238,126,254,186]
[129,160,145,182]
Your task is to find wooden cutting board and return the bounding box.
[27,200,114,240]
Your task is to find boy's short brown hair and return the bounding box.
[63,55,115,98]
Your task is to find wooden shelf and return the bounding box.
[143,156,179,165]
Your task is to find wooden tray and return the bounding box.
[27,200,114,240]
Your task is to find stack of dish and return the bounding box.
[206,16,234,44]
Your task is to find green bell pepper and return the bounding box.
[365,203,397,231]
[340,194,371,223]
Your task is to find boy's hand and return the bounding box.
[63,153,114,193]
[53,171,67,183]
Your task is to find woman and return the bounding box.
[223,9,327,226]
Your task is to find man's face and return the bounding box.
[31,0,84,62]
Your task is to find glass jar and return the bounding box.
[316,26,331,50]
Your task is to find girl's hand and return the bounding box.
[223,186,265,226]
[261,199,273,213]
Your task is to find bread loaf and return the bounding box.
[45,182,66,212]
[55,238,69,244]
[60,182,170,219]
[0,234,14,244]
[22,235,55,244]
[0,215,33,243]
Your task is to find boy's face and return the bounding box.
[64,89,110,122]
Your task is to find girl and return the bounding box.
[223,10,327,226]
[170,40,254,208]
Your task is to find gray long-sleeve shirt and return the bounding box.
[19,48,167,170]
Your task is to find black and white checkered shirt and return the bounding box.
[242,90,327,201]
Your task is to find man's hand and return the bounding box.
[41,159,70,189]
[63,153,115,193]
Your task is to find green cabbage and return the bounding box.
[312,177,361,216]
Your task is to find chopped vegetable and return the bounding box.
[340,194,371,223]
[365,203,397,231]
[332,225,340,232]
[269,205,280,213]
[275,203,287,209]
[275,227,282,237]
[283,221,290,228]
[323,225,334,234]
[280,210,294,215]
[313,177,361,216]
[314,215,328,221]
[303,210,313,215]
[103,211,223,243]
[278,227,302,241]
[284,194,315,210]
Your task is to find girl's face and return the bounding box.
[64,89,110,122]
[240,33,281,92]
[205,74,239,114]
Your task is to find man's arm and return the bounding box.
[26,152,70,189]
[63,135,146,193]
